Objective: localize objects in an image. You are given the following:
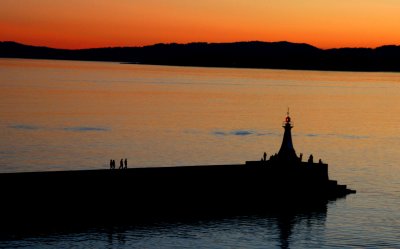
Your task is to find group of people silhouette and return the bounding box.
[259,152,323,165]
[110,158,127,169]
[306,154,323,164]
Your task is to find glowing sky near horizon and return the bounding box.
[1,0,399,49]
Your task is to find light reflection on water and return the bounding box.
[0,210,328,249]
[0,59,400,247]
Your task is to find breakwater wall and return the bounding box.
[0,163,353,228]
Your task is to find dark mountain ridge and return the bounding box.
[1,41,400,72]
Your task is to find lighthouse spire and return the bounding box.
[278,109,297,161]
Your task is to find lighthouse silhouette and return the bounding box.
[278,109,298,161]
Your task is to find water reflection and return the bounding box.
[0,202,328,249]
[104,205,327,249]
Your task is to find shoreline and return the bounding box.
[2,41,400,73]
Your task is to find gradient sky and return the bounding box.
[1,0,400,49]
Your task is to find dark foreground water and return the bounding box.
[0,59,399,248]
[0,211,329,249]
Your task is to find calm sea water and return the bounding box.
[0,59,399,248]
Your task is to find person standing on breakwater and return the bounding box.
[124,158,127,169]
[109,159,116,169]
[308,154,314,163]
[119,159,124,169]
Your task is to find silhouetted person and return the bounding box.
[319,159,322,164]
[113,160,116,169]
[110,159,113,169]
[263,152,267,161]
[124,158,127,169]
[299,153,303,162]
[119,159,123,169]
[270,154,275,162]
[308,154,314,163]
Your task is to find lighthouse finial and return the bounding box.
[284,107,292,127]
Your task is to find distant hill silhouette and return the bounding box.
[1,41,400,72]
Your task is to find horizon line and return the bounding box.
[2,40,399,51]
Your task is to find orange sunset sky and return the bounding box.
[1,0,400,49]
